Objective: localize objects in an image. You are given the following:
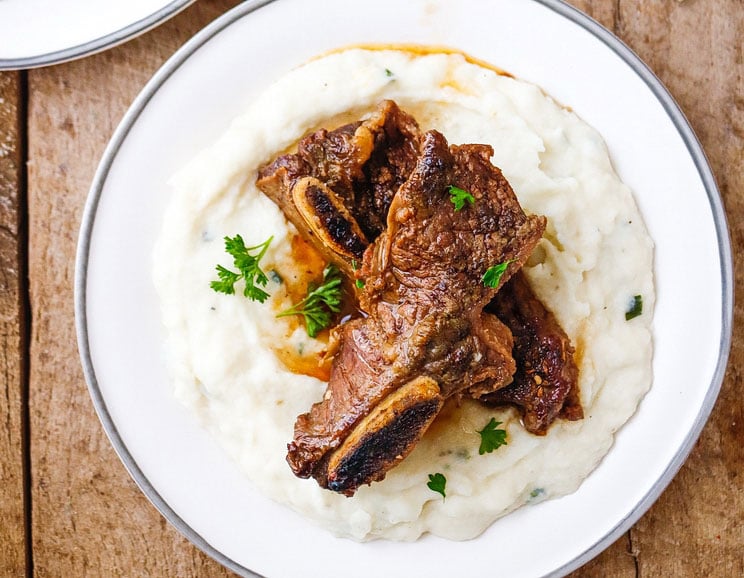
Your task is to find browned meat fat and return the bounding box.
[286,131,545,494]
[257,100,421,276]
[480,271,583,434]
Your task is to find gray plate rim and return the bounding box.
[74,1,734,576]
[0,0,195,70]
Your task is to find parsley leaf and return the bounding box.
[477,418,508,455]
[210,235,273,302]
[448,185,475,211]
[625,294,643,320]
[529,487,545,499]
[482,260,513,288]
[277,264,343,337]
[427,473,446,498]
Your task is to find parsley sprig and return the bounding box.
[427,473,446,499]
[482,260,514,288]
[477,418,508,454]
[277,264,343,338]
[448,185,475,211]
[625,294,643,320]
[210,234,273,302]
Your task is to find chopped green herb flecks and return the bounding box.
[625,294,643,320]
[448,185,475,211]
[482,260,513,289]
[385,68,394,77]
[277,264,343,338]
[427,473,446,499]
[529,487,545,500]
[269,269,283,284]
[455,448,471,461]
[477,418,508,454]
[210,234,273,302]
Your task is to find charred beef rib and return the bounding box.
[285,131,545,494]
[256,101,582,494]
[481,271,583,434]
[257,100,421,276]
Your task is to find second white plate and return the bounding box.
[0,0,194,69]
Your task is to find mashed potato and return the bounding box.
[153,48,654,541]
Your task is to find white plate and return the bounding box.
[75,1,733,576]
[0,0,194,69]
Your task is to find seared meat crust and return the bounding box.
[481,271,583,434]
[258,101,582,494]
[257,101,420,274]
[287,131,545,493]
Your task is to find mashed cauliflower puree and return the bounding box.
[153,48,654,541]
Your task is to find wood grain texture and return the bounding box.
[17,0,743,577]
[560,4,634,575]
[0,71,27,578]
[566,0,744,576]
[610,1,744,575]
[25,2,240,578]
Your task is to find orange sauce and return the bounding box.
[269,235,353,383]
[572,330,586,372]
[316,43,514,78]
[285,235,328,302]
[425,397,463,440]
[273,345,332,382]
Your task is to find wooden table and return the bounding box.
[1,1,742,576]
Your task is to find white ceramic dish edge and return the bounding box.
[0,0,195,70]
[74,1,733,576]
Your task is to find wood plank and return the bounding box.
[560,5,641,573]
[0,71,27,578]
[610,0,744,575]
[26,2,240,577]
[567,0,744,576]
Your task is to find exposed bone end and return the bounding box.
[292,176,369,262]
[324,376,443,496]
